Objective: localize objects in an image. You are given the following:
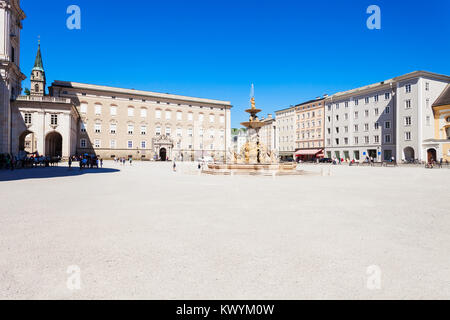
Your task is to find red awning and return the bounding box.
[295,149,323,156]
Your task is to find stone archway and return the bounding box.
[45,132,63,157]
[427,148,437,163]
[404,147,415,162]
[19,130,36,154]
[160,148,167,161]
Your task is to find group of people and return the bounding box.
[0,152,61,170]
[71,155,103,170]
[114,157,133,166]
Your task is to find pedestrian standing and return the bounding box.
[173,161,177,172]
[100,158,103,168]
[68,156,72,170]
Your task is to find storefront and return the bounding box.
[294,149,324,162]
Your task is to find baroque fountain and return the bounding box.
[203,90,302,176]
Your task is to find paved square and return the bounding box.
[1,163,449,299]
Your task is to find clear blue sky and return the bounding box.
[20,0,450,127]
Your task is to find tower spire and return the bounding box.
[30,40,46,96]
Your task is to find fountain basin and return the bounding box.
[203,163,304,176]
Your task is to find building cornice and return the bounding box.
[50,80,232,108]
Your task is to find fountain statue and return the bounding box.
[203,85,303,176]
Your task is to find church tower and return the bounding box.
[30,41,46,96]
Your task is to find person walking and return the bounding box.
[129,157,133,166]
[173,161,177,172]
[68,156,72,170]
[100,158,103,168]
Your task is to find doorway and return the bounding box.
[45,132,63,157]
[159,148,167,161]
[427,148,437,163]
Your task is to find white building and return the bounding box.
[324,71,450,162]
[275,106,296,160]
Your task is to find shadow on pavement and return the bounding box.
[0,167,120,182]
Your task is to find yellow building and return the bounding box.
[430,84,450,162]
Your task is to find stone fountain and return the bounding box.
[203,90,302,176]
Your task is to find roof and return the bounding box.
[51,81,232,107]
[433,84,450,107]
[329,71,450,100]
[32,44,44,72]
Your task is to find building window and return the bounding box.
[81,122,87,133]
[128,107,134,117]
[177,128,182,137]
[199,114,204,122]
[385,121,391,129]
[364,123,369,131]
[425,82,429,91]
[405,100,411,109]
[344,137,349,145]
[141,141,147,149]
[354,124,359,132]
[354,137,359,145]
[385,106,390,114]
[165,111,172,120]
[94,139,101,148]
[177,111,182,121]
[155,126,161,136]
[165,127,171,136]
[95,123,101,133]
[385,134,391,143]
[127,141,133,149]
[110,106,117,116]
[354,99,359,106]
[374,122,379,130]
[110,124,116,134]
[80,139,87,148]
[405,132,412,141]
[209,115,215,123]
[374,95,379,102]
[80,103,88,113]
[385,92,390,100]
[24,113,32,124]
[51,114,58,126]
[374,108,379,116]
[374,135,380,143]
[365,97,369,104]
[155,110,161,119]
[354,111,359,119]
[188,128,193,137]
[365,110,369,117]
[188,113,193,121]
[141,108,147,118]
[140,126,147,135]
[405,116,412,126]
[364,136,369,144]
[426,116,431,126]
[95,104,102,115]
[128,125,134,135]
[405,84,411,93]
[335,138,339,145]
[110,140,116,149]
[220,115,225,123]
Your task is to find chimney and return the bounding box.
[268,114,273,119]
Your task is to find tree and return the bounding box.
[24,88,30,96]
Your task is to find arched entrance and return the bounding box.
[159,148,167,161]
[19,130,36,154]
[427,148,437,163]
[45,132,63,157]
[404,147,415,162]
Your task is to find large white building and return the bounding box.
[275,106,296,160]
[324,71,450,162]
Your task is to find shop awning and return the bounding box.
[295,149,323,156]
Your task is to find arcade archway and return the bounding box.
[45,132,63,157]
[159,148,167,161]
[19,130,36,154]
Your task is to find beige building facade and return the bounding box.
[49,81,232,161]
[294,97,326,160]
[258,114,277,153]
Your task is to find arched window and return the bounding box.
[34,84,39,93]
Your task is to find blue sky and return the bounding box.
[20,0,450,127]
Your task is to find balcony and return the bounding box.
[16,95,72,104]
